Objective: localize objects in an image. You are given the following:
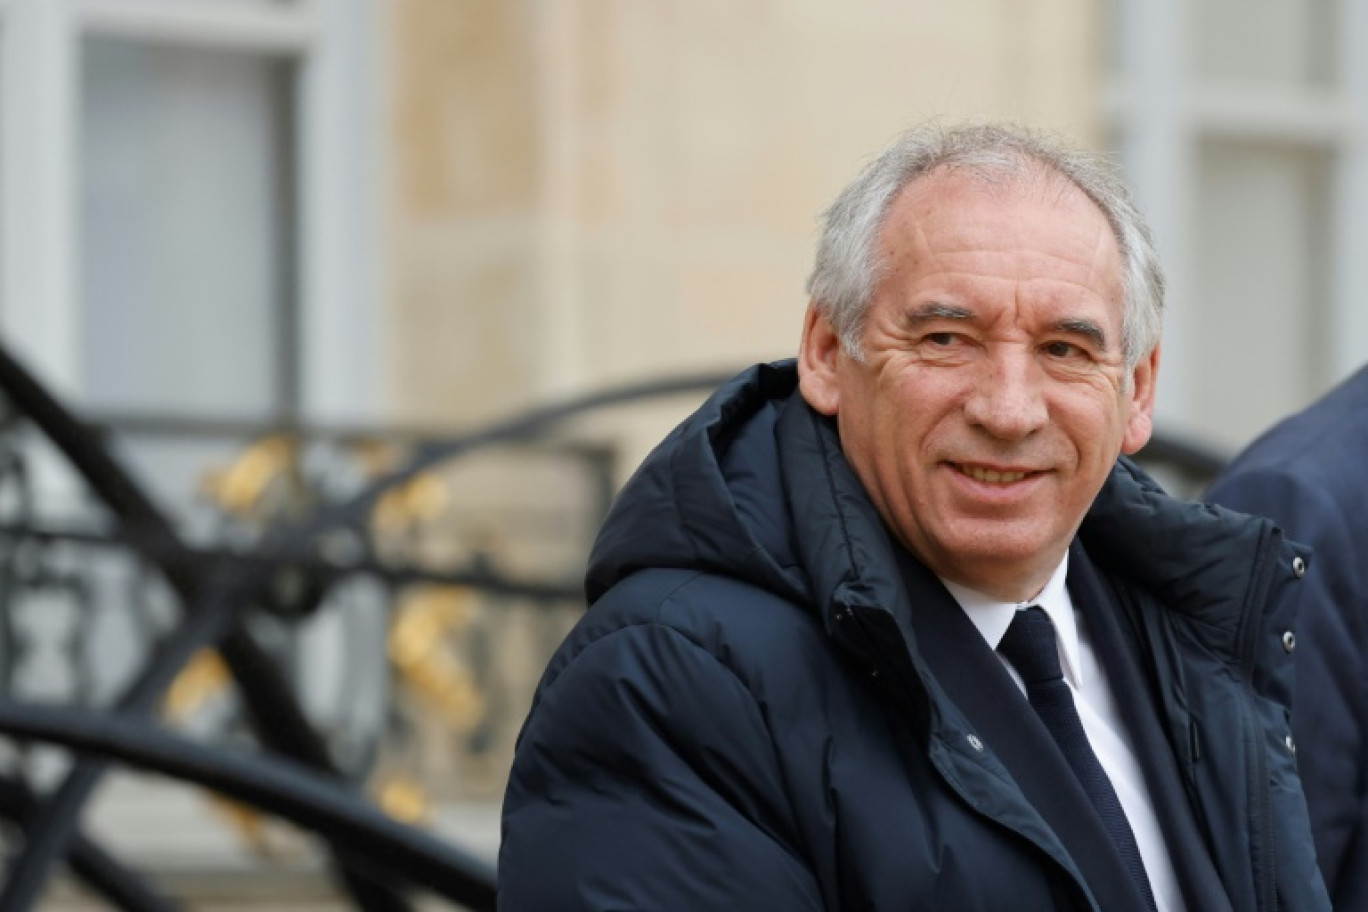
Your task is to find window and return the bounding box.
[81,37,297,419]
[1107,0,1368,449]
[0,0,378,430]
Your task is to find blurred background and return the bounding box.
[0,0,1363,908]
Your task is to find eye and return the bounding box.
[1042,340,1083,359]
[913,328,974,358]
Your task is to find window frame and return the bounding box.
[1108,0,1368,431]
[0,0,381,421]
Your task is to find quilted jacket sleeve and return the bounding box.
[1207,468,1367,910]
[498,620,824,911]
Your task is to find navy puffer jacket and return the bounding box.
[500,361,1327,911]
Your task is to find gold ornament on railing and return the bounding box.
[200,435,301,523]
[388,586,486,733]
[375,775,432,825]
[372,471,450,538]
[161,649,230,722]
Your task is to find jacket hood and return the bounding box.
[585,361,810,606]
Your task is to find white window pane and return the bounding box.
[1191,141,1332,447]
[80,37,296,419]
[1194,0,1338,87]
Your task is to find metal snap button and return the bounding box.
[1282,630,1296,653]
[1292,556,1306,578]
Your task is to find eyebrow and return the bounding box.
[903,302,975,325]
[1053,318,1109,352]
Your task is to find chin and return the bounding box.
[939,533,1060,579]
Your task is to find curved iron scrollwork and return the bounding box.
[0,338,748,911]
[0,343,501,911]
[0,700,496,909]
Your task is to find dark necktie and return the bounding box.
[999,606,1159,912]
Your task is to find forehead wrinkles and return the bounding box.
[1079,206,1124,309]
[879,170,1122,309]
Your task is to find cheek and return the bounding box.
[841,390,907,467]
[1066,400,1132,457]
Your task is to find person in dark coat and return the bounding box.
[1205,365,1368,911]
[499,123,1328,911]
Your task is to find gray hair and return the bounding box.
[805,123,1164,370]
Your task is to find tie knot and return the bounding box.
[998,605,1064,687]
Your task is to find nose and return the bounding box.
[962,349,1048,441]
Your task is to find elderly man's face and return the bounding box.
[799,166,1159,602]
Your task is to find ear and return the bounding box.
[1120,343,1161,454]
[797,303,843,416]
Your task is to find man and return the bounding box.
[500,123,1327,910]
[1206,365,1368,910]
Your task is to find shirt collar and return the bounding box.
[940,553,1082,688]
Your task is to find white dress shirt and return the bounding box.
[941,555,1186,912]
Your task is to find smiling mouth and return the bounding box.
[954,464,1032,484]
